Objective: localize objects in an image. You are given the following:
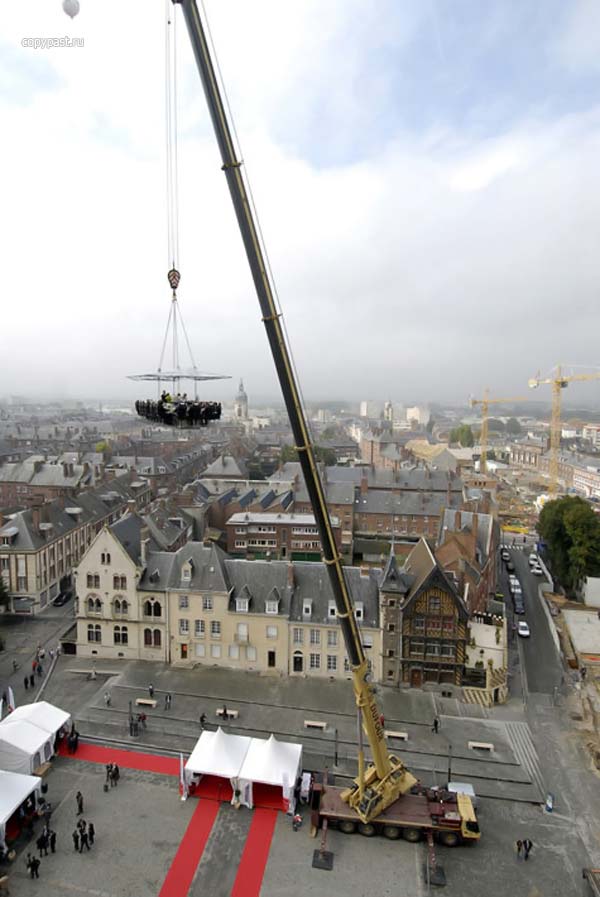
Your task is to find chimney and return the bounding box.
[472,512,479,537]
[447,480,452,505]
[360,474,368,496]
[140,524,150,568]
[454,510,461,529]
[62,462,69,478]
[287,563,294,588]
[31,505,41,530]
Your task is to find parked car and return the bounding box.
[528,553,539,566]
[531,565,543,576]
[501,550,510,561]
[506,561,515,572]
[514,599,525,615]
[517,621,530,637]
[53,590,73,606]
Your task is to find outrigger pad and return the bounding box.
[423,863,446,887]
[312,849,334,871]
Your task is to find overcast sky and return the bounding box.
[2,0,600,408]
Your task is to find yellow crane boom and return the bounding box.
[470,390,527,474]
[529,365,600,494]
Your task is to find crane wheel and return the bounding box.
[338,820,357,835]
[439,831,459,847]
[402,828,421,843]
[357,823,376,837]
[383,825,401,840]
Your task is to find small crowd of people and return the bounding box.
[72,818,96,853]
[105,762,120,788]
[135,394,222,428]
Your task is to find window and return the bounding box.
[195,643,205,658]
[355,602,364,621]
[310,629,320,646]
[202,596,213,611]
[388,623,395,633]
[327,655,337,672]
[302,601,312,619]
[328,601,337,619]
[144,628,152,647]
[17,576,27,591]
[87,623,101,643]
[179,595,189,610]
[228,644,239,659]
[388,599,396,608]
[327,630,338,648]
[87,573,100,588]
[266,625,278,639]
[101,552,111,565]
[113,575,126,590]
[153,629,161,647]
[236,598,249,613]
[426,641,440,656]
[413,616,425,634]
[113,625,128,645]
[210,644,221,659]
[246,645,257,662]
[87,596,102,614]
[265,600,278,615]
[309,653,321,670]
[234,541,247,549]
[441,643,456,658]
[442,617,454,636]
[428,595,441,613]
[210,620,221,639]
[293,627,303,645]
[410,639,424,656]
[179,619,189,635]
[194,619,205,637]
[0,558,8,570]
[182,566,191,582]
[344,658,351,672]
[362,634,373,649]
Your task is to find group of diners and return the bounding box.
[135,392,222,427]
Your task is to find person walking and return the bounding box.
[37,831,48,857]
[148,683,154,699]
[27,852,40,879]
[49,830,57,854]
[164,692,172,710]
[29,673,35,689]
[200,712,207,730]
[79,827,90,852]
[112,764,120,786]
[76,791,84,815]
[43,802,52,825]
[103,691,111,707]
[24,675,29,691]
[105,762,113,785]
[432,717,440,734]
[88,823,95,846]
[523,838,533,860]
[222,704,228,722]
[72,829,80,852]
[516,839,523,860]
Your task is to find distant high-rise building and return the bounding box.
[234,379,248,420]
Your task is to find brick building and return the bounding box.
[435,509,498,614]
[226,511,342,561]
[0,457,94,509]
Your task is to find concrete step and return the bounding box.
[504,720,545,800]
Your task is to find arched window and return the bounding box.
[114,625,128,645]
[144,628,152,646]
[87,624,101,643]
[87,594,102,615]
[144,599,161,618]
[114,597,128,617]
[95,598,102,613]
[87,597,94,613]
[121,599,128,615]
[153,602,162,617]
[153,629,161,647]
[114,599,121,614]
[144,600,152,617]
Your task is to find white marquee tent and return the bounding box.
[184,727,252,783]
[0,770,41,847]
[8,701,70,737]
[0,719,54,775]
[236,734,302,810]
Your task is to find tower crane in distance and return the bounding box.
[529,365,600,495]
[470,390,527,474]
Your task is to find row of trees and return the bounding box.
[280,444,337,466]
[538,496,600,591]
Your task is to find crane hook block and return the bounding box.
[168,268,181,291]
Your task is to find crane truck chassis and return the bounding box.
[311,781,480,847]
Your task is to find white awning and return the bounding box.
[8,701,70,735]
[185,727,251,779]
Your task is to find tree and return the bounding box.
[449,424,474,447]
[280,444,298,463]
[538,496,600,590]
[0,578,10,610]
[321,427,337,440]
[280,444,337,466]
[506,418,522,436]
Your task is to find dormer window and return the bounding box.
[181,560,193,582]
[355,602,364,621]
[236,598,249,613]
[265,600,279,615]
[328,601,337,619]
[302,600,312,619]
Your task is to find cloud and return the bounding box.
[1,0,600,410]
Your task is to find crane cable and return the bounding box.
[165,0,180,280]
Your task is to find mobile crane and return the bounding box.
[172,0,480,844]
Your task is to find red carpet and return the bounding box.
[191,773,233,802]
[57,741,179,776]
[158,799,219,897]
[230,809,278,897]
[252,783,287,812]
